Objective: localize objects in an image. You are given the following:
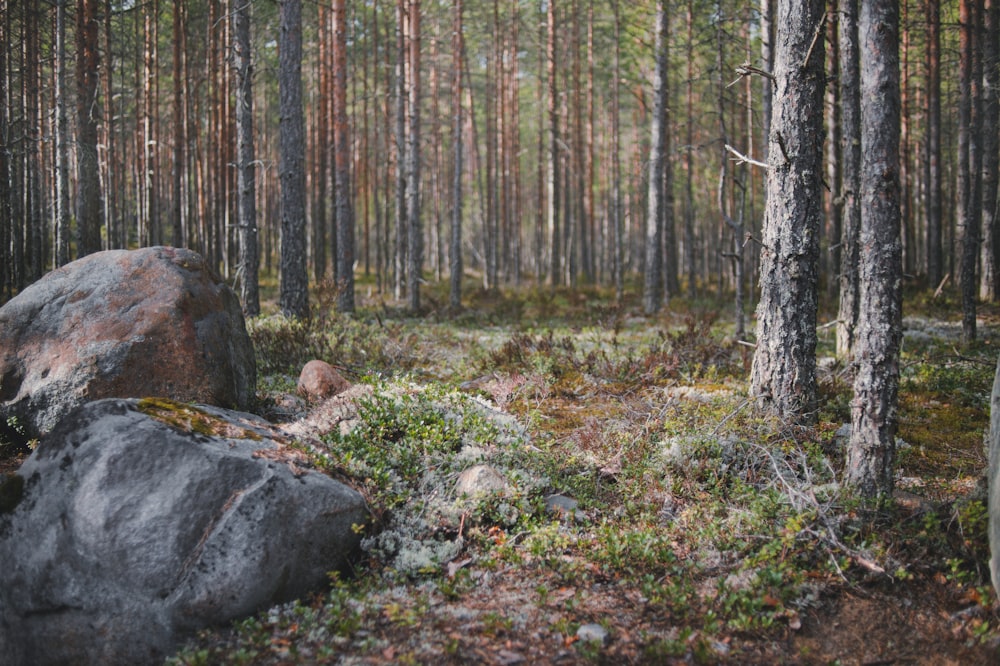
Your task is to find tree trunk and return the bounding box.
[449,0,464,310]
[278,0,309,319]
[547,0,561,287]
[959,0,982,342]
[406,0,422,312]
[334,0,355,313]
[749,0,825,418]
[837,0,861,358]
[172,0,187,248]
[394,0,408,299]
[611,0,623,302]
[643,0,668,314]
[925,0,943,287]
[55,0,71,266]
[845,0,902,499]
[76,0,103,257]
[234,0,259,316]
[981,0,1000,301]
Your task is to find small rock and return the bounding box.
[576,623,609,645]
[455,464,508,497]
[545,494,587,522]
[297,360,351,402]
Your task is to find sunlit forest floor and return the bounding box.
[6,275,1000,664]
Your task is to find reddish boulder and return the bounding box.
[297,360,351,403]
[0,247,256,437]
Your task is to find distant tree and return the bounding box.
[845,0,902,499]
[76,0,103,257]
[958,0,982,342]
[278,0,309,319]
[925,0,943,288]
[234,0,260,316]
[406,0,423,312]
[981,0,999,301]
[55,0,71,267]
[546,0,561,287]
[749,0,825,418]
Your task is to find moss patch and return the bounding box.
[137,397,262,441]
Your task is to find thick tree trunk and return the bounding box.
[643,0,668,314]
[278,0,309,319]
[749,0,825,418]
[845,0,902,499]
[837,0,861,358]
[234,0,260,316]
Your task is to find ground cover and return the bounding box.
[4,282,1000,664]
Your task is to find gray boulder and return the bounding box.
[0,246,256,438]
[0,398,368,666]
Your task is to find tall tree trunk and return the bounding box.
[643,0,668,314]
[546,0,561,286]
[959,0,982,342]
[759,0,774,160]
[172,0,187,248]
[611,0,623,302]
[0,1,10,298]
[76,0,103,257]
[846,0,902,499]
[449,0,464,310]
[749,0,825,418]
[278,0,309,319]
[406,0,422,312]
[394,0,408,299]
[837,0,861,359]
[55,0,71,266]
[234,0,259,316]
[925,0,943,287]
[981,0,1000,301]
[334,0,355,313]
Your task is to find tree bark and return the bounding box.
[845,0,902,499]
[334,0,355,313]
[449,0,464,310]
[278,0,309,319]
[76,0,103,257]
[234,0,260,316]
[55,0,71,266]
[925,0,943,288]
[749,0,825,418]
[406,0,422,312]
[981,0,1000,301]
[959,0,982,342]
[837,0,861,358]
[547,0,561,287]
[643,0,668,314]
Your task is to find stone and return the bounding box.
[455,464,508,498]
[0,398,368,666]
[989,354,1000,598]
[297,359,351,403]
[576,623,609,645]
[0,247,256,438]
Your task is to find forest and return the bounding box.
[4,0,1000,662]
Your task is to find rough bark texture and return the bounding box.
[334,0,355,313]
[981,0,1000,301]
[449,0,464,310]
[643,1,668,314]
[76,0,102,257]
[749,0,825,418]
[837,0,861,358]
[406,0,422,312]
[234,0,260,317]
[546,0,561,287]
[278,0,309,319]
[959,0,981,342]
[845,0,902,499]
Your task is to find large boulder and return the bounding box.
[989,354,1000,598]
[0,247,256,438]
[0,398,368,666]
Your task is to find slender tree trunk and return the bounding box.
[234,0,259,316]
[925,0,943,287]
[749,0,825,418]
[611,0,623,302]
[334,0,355,313]
[981,0,1000,301]
[55,0,70,266]
[406,0,422,312]
[959,0,982,342]
[643,0,668,314]
[846,0,902,499]
[76,0,102,257]
[760,0,774,160]
[278,0,309,319]
[394,0,408,299]
[547,0,561,286]
[824,1,840,301]
[172,0,187,248]
[450,0,464,310]
[838,0,861,358]
[0,1,10,298]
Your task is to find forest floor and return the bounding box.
[6,280,1000,664]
